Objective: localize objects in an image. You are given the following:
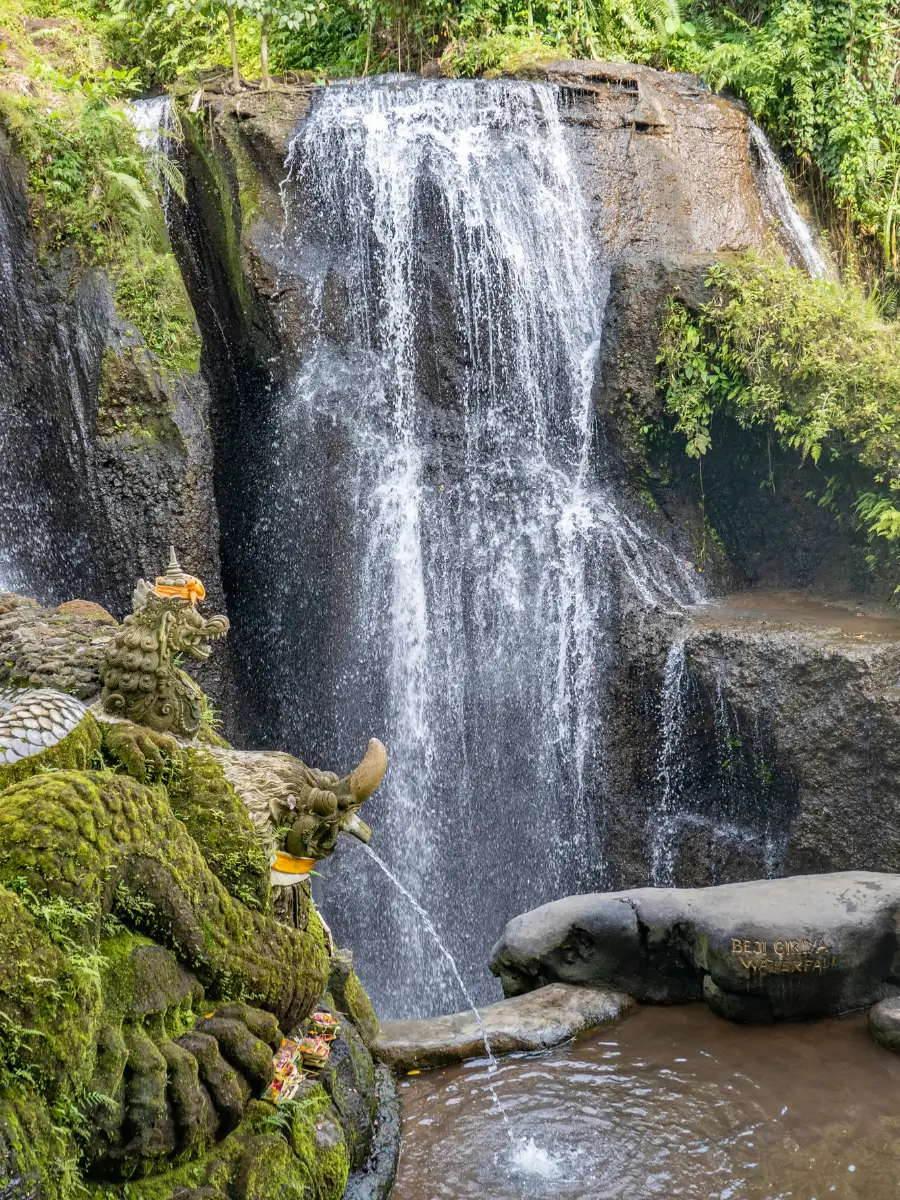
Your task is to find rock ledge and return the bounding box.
[372,983,635,1072]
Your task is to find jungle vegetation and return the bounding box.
[1,0,899,580]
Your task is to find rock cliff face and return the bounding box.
[0,130,223,620]
[680,611,900,879]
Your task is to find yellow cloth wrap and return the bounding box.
[272,851,316,875]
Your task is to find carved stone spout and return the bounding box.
[211,737,388,872]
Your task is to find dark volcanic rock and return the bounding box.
[342,1064,401,1200]
[372,982,635,1071]
[0,128,224,629]
[491,872,900,1023]
[682,610,900,880]
[318,1019,377,1170]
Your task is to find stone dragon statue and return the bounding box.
[98,548,230,737]
[0,553,388,1198]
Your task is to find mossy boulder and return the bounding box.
[84,1091,350,1200]
[318,1019,377,1171]
[0,633,382,1197]
[166,748,270,912]
[0,763,350,1198]
[329,950,379,1049]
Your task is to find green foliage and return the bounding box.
[47,0,263,87]
[658,255,900,586]
[0,91,150,252]
[688,0,900,277]
[17,0,897,284]
[112,240,202,372]
[9,0,898,283]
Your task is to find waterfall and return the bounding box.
[129,95,177,209]
[270,78,699,1017]
[749,119,829,280]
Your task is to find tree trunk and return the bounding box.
[227,3,241,92]
[261,15,270,90]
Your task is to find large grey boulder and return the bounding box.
[869,996,900,1052]
[372,983,635,1071]
[491,872,900,1023]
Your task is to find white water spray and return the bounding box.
[651,636,689,886]
[129,95,177,210]
[361,842,513,1140]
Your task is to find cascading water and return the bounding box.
[650,641,796,886]
[129,95,177,210]
[749,119,829,280]
[267,78,699,1017]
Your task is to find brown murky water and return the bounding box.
[690,590,900,639]
[393,1005,900,1200]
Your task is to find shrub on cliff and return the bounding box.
[657,256,900,588]
[0,0,201,374]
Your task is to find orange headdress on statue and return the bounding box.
[154,546,206,606]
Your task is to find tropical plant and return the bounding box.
[657,255,900,585]
[237,0,327,86]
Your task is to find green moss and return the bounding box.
[0,713,103,792]
[96,928,198,1037]
[0,0,202,379]
[165,748,271,912]
[178,105,260,337]
[0,1086,82,1200]
[83,1092,349,1200]
[112,246,202,376]
[340,970,378,1047]
[97,343,193,447]
[0,769,329,1030]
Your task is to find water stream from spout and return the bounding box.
[360,841,514,1140]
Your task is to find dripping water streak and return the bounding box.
[749,119,829,280]
[651,636,689,886]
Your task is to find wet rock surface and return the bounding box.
[681,603,900,880]
[869,996,900,1052]
[491,872,900,1022]
[343,1064,401,1200]
[318,1019,378,1170]
[372,983,636,1071]
[0,131,223,620]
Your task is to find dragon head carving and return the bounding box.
[99,549,229,738]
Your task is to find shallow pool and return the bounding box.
[393,1004,900,1199]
